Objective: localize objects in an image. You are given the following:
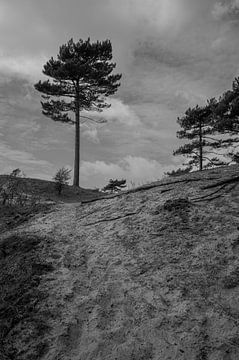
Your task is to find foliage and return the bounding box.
[211,78,239,133]
[103,179,126,193]
[208,77,239,161]
[174,104,228,170]
[35,38,121,187]
[53,167,71,195]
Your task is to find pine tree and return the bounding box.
[174,104,227,170]
[35,38,121,187]
[210,77,239,160]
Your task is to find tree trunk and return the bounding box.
[199,119,203,171]
[73,88,80,187]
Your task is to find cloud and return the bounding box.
[75,97,142,145]
[80,155,179,188]
[0,142,52,167]
[212,2,231,19]
[212,0,239,20]
[89,98,141,127]
[0,55,47,80]
[82,126,100,144]
[108,0,189,34]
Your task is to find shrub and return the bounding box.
[53,167,71,195]
[103,179,126,193]
[10,168,25,178]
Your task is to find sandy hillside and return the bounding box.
[1,165,239,359]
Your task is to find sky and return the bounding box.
[0,0,239,188]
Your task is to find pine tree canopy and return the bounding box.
[210,77,239,134]
[205,77,239,162]
[35,38,122,124]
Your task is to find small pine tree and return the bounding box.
[53,167,71,195]
[103,179,126,193]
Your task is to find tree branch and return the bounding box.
[80,115,107,123]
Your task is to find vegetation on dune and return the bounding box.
[103,178,127,193]
[53,167,71,195]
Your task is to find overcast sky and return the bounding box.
[0,0,239,188]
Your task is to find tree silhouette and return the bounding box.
[174,104,227,170]
[209,77,239,161]
[35,38,121,187]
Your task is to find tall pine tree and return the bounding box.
[35,38,121,186]
[174,104,227,170]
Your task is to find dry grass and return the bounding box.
[0,234,54,359]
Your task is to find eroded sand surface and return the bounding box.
[1,166,239,359]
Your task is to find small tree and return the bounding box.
[35,38,121,187]
[174,104,227,170]
[103,179,126,193]
[53,167,71,195]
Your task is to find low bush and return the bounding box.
[52,167,71,195]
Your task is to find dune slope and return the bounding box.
[1,166,239,359]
